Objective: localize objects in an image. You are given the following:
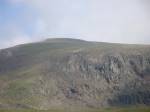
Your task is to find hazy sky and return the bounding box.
[0,0,150,48]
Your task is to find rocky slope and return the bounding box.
[0,38,150,109]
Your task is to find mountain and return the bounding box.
[0,38,150,110]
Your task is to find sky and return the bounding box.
[0,0,150,48]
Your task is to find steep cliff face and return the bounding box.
[0,38,149,109]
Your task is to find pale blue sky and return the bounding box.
[0,0,150,48]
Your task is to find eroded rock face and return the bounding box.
[37,51,150,108]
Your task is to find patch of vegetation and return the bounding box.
[0,106,150,112]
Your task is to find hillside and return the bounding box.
[0,38,150,110]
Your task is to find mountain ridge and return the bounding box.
[0,38,150,109]
[1,38,150,51]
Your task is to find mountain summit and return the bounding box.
[0,38,150,109]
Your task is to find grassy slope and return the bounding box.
[0,39,93,109]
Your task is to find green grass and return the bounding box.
[0,107,150,112]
